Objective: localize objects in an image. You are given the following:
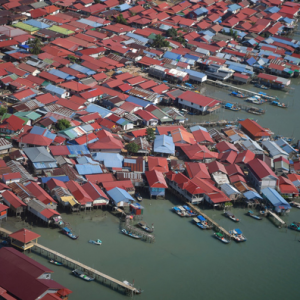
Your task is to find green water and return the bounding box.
[3,192,300,300]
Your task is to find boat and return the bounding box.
[49,259,63,266]
[123,281,143,294]
[137,221,153,233]
[183,205,197,217]
[229,229,247,242]
[88,239,102,245]
[230,91,246,98]
[135,192,142,202]
[178,206,190,217]
[254,83,269,90]
[197,215,213,229]
[193,217,207,229]
[246,96,265,105]
[121,229,141,239]
[72,269,95,281]
[214,232,230,244]
[224,211,240,222]
[288,222,300,231]
[172,206,186,217]
[290,201,300,209]
[247,210,262,220]
[246,107,265,115]
[224,103,241,111]
[62,227,78,240]
[271,101,287,108]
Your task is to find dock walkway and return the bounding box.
[266,210,286,226]
[0,227,137,295]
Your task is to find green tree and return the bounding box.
[146,128,155,142]
[0,106,7,116]
[28,38,42,55]
[167,28,177,38]
[125,142,140,154]
[115,13,127,25]
[68,55,78,63]
[56,119,71,131]
[174,35,187,47]
[152,34,170,48]
[94,0,101,3]
[229,28,234,37]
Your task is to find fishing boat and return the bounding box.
[72,269,95,281]
[254,83,269,90]
[178,206,190,217]
[246,107,265,115]
[121,229,141,239]
[230,91,246,98]
[49,259,63,266]
[247,210,262,220]
[62,227,78,240]
[224,103,241,111]
[135,192,142,202]
[229,229,247,242]
[88,239,102,245]
[246,96,265,105]
[193,217,207,229]
[288,222,300,231]
[137,221,153,233]
[290,201,300,209]
[172,206,186,217]
[214,232,230,244]
[123,281,143,294]
[197,215,213,229]
[183,205,197,217]
[224,211,240,222]
[271,101,287,108]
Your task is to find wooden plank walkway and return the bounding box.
[0,227,136,294]
[266,210,286,226]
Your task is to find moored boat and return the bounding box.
[197,215,213,229]
[246,96,265,105]
[121,229,141,239]
[290,201,300,209]
[230,91,246,98]
[172,206,186,217]
[72,269,95,281]
[137,221,153,233]
[88,239,102,245]
[193,217,207,229]
[49,259,63,266]
[123,281,143,294]
[271,101,287,108]
[135,192,142,202]
[246,107,265,115]
[224,211,240,222]
[288,222,300,231]
[214,232,230,244]
[247,210,262,220]
[225,103,241,111]
[62,227,78,240]
[229,229,247,242]
[183,205,197,217]
[254,83,269,90]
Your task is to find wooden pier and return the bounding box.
[265,210,287,227]
[0,227,138,296]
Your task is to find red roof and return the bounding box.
[6,115,25,131]
[102,180,134,191]
[229,174,246,184]
[225,164,244,176]
[192,129,214,144]
[207,161,227,174]
[9,228,40,243]
[247,158,278,180]
[65,180,93,204]
[235,150,255,164]
[135,110,158,121]
[179,91,220,107]
[219,151,238,164]
[216,141,238,153]
[278,176,298,194]
[46,179,67,191]
[180,144,218,160]
[145,170,167,188]
[185,162,210,179]
[82,182,108,200]
[239,119,271,138]
[2,172,21,181]
[148,157,169,173]
[25,182,56,205]
[49,146,70,156]
[40,208,60,219]
[156,125,186,135]
[84,173,115,184]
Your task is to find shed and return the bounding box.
[153,135,175,155]
[261,187,291,213]
[107,187,135,207]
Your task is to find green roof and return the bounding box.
[13,22,39,32]
[148,33,157,39]
[9,74,18,80]
[58,127,77,139]
[15,111,41,121]
[49,25,74,35]
[151,109,172,122]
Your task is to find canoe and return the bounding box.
[72,269,94,281]
[89,239,102,245]
[121,229,141,239]
[214,232,230,244]
[49,259,63,266]
[138,221,153,233]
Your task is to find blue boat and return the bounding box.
[197,215,213,229]
[183,205,197,217]
[72,269,95,281]
[172,206,186,217]
[288,222,300,231]
[121,229,141,239]
[214,232,230,244]
[229,229,247,242]
[247,211,262,220]
[193,218,206,229]
[88,239,102,245]
[230,91,246,98]
[62,227,78,240]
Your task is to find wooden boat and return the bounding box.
[247,210,262,220]
[246,96,265,105]
[197,215,213,229]
[271,101,287,108]
[214,232,230,244]
[288,222,300,231]
[229,229,247,242]
[178,206,190,217]
[62,227,78,240]
[72,269,95,281]
[230,91,246,98]
[193,218,207,229]
[172,206,186,217]
[290,202,300,209]
[246,107,265,115]
[138,221,153,233]
[183,205,197,217]
[121,229,141,239]
[88,239,102,245]
[123,281,143,294]
[228,105,241,111]
[135,192,142,202]
[254,83,269,90]
[49,259,63,266]
[224,211,240,222]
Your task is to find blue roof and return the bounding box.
[225,103,233,108]
[40,176,70,183]
[183,69,206,79]
[163,51,181,61]
[75,164,102,175]
[126,32,149,44]
[190,125,208,133]
[77,156,99,165]
[67,144,90,155]
[153,135,175,155]
[126,96,151,108]
[78,19,104,28]
[44,84,66,96]
[234,228,242,235]
[193,7,208,15]
[243,190,263,200]
[92,152,124,168]
[86,104,111,117]
[184,54,200,61]
[262,188,291,210]
[113,3,132,11]
[247,57,257,66]
[265,6,280,13]
[70,63,96,76]
[107,187,135,204]
[228,4,241,11]
[275,139,297,154]
[24,19,50,29]
[30,126,46,135]
[49,69,75,80]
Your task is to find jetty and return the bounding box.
[0,227,138,296]
[265,210,287,227]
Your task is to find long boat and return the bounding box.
[197,215,213,229]
[121,229,141,239]
[214,232,230,244]
[230,91,246,98]
[224,211,240,222]
[88,239,102,245]
[247,211,262,220]
[172,206,186,217]
[62,227,78,240]
[271,101,287,108]
[178,206,190,217]
[229,229,247,242]
[193,218,207,229]
[245,96,265,105]
[137,221,153,233]
[288,222,300,231]
[290,202,300,209]
[246,107,265,115]
[72,269,95,281]
[183,205,197,217]
[49,259,63,266]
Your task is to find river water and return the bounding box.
[2,191,300,300]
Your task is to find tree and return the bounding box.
[125,142,140,154]
[0,106,7,116]
[167,28,177,38]
[174,35,187,47]
[152,34,170,48]
[115,13,127,25]
[146,128,155,142]
[28,38,42,55]
[68,55,78,63]
[56,119,71,131]
[94,0,101,3]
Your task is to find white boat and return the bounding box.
[229,229,247,242]
[88,239,102,245]
[178,206,189,217]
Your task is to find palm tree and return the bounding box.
[28,38,42,55]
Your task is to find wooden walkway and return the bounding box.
[266,210,286,226]
[0,227,137,295]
